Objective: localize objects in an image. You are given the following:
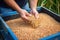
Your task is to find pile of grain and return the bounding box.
[24,14,41,28]
[6,13,60,40]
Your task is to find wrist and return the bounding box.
[31,8,37,12]
[31,8,36,11]
[17,9,23,13]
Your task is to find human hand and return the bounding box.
[19,9,31,21]
[30,9,39,19]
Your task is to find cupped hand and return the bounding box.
[30,9,39,19]
[19,9,31,21]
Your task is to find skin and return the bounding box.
[4,0,39,21]
[29,0,39,19]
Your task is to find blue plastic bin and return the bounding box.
[0,16,18,40]
[0,7,60,40]
[40,32,60,40]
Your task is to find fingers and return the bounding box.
[30,10,39,19]
[26,13,32,17]
[21,15,29,21]
[21,11,31,21]
[26,10,32,17]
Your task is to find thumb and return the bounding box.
[21,15,29,21]
[26,13,32,17]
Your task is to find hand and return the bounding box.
[30,9,39,19]
[19,9,31,21]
